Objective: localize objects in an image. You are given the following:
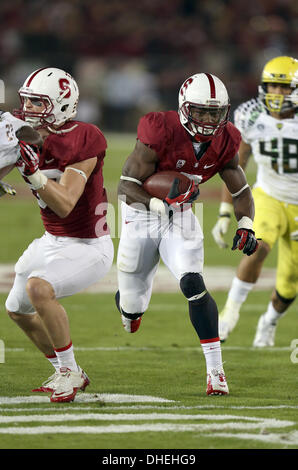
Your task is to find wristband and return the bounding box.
[219,202,233,216]
[237,216,253,231]
[27,170,48,190]
[149,197,166,216]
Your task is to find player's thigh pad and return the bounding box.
[33,234,114,299]
[159,209,204,280]
[252,187,287,248]
[117,214,160,273]
[117,232,160,313]
[5,236,47,314]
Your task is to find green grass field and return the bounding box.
[0,133,297,451]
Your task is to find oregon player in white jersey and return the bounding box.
[0,110,41,196]
[211,56,298,346]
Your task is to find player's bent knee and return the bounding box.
[7,309,32,321]
[272,290,296,312]
[254,240,271,259]
[26,277,55,304]
[180,272,208,302]
[6,309,18,321]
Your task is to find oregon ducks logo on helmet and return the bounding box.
[258,56,298,114]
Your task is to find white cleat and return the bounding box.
[50,366,90,403]
[218,299,240,342]
[253,314,276,347]
[206,367,229,396]
[32,371,60,393]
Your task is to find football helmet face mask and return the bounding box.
[178,73,230,142]
[14,67,79,129]
[258,56,298,114]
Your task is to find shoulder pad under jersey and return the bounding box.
[233,98,264,134]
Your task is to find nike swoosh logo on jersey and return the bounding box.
[45,158,55,164]
[204,164,215,169]
[125,220,133,224]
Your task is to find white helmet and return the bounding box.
[15,67,79,129]
[178,73,230,141]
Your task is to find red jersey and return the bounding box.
[35,120,109,238]
[137,111,241,183]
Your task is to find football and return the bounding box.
[143,171,191,199]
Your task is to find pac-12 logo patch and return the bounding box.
[176,159,186,168]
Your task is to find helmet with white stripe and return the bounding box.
[15,67,79,129]
[178,73,230,142]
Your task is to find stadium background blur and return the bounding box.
[0,0,297,132]
[0,2,297,450]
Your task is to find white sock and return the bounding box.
[54,341,78,372]
[45,353,60,372]
[228,276,255,305]
[200,340,223,374]
[263,301,284,325]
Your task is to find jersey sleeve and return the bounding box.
[233,98,263,144]
[69,123,107,165]
[0,112,26,169]
[221,122,241,164]
[137,112,166,155]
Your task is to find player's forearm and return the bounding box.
[221,182,233,204]
[0,164,14,179]
[16,126,43,147]
[233,188,255,224]
[37,179,83,218]
[118,180,151,209]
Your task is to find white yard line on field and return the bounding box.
[1,404,298,412]
[0,394,173,405]
[0,412,282,424]
[211,431,298,446]
[0,419,294,435]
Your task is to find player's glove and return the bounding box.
[149,177,199,218]
[16,141,40,177]
[163,177,199,218]
[165,177,199,206]
[232,228,259,256]
[0,180,16,197]
[211,202,233,249]
[15,141,47,190]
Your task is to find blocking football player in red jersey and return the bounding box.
[4,67,114,402]
[116,73,259,396]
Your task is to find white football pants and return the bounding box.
[6,232,114,314]
[117,203,204,314]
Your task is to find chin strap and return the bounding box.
[46,124,78,135]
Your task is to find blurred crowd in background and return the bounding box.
[0,0,297,132]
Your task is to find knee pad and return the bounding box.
[180,272,207,302]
